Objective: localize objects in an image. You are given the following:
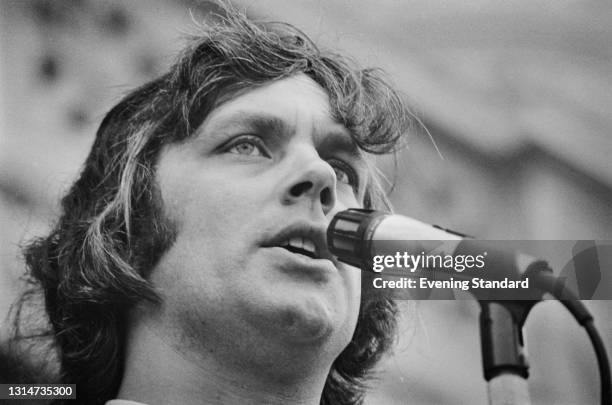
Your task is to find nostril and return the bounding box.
[320,188,332,207]
[286,180,334,210]
[290,181,313,197]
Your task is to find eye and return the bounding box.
[333,165,350,184]
[328,159,358,189]
[226,136,268,157]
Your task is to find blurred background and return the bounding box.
[1,0,611,403]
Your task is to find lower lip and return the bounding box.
[263,247,337,275]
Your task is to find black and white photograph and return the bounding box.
[1,1,611,404]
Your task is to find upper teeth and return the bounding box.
[285,237,316,255]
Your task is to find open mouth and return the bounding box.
[280,237,317,259]
[262,223,334,264]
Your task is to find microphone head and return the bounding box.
[327,209,389,269]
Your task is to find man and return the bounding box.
[14,3,410,404]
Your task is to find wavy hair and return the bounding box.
[13,3,411,404]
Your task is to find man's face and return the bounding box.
[152,74,367,367]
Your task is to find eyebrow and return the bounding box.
[317,130,361,160]
[205,111,289,143]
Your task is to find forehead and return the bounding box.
[201,74,354,147]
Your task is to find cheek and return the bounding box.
[335,183,366,210]
[348,266,362,315]
[160,174,248,239]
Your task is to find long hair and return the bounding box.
[12,3,412,404]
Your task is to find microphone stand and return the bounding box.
[476,257,610,405]
[470,253,549,405]
[479,299,538,405]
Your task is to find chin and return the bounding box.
[274,294,354,347]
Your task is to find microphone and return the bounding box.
[327,210,612,403]
[327,209,548,299]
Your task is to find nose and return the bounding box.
[282,153,337,216]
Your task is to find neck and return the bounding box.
[116,313,330,405]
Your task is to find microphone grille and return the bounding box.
[327,209,388,269]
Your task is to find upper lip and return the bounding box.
[261,222,335,262]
